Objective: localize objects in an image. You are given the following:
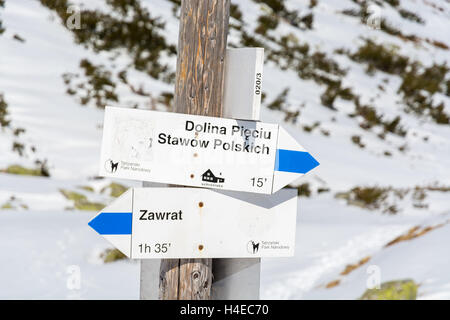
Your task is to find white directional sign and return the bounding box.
[100,106,319,194]
[88,188,297,258]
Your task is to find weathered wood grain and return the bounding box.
[178,258,213,300]
[158,259,180,300]
[174,0,230,116]
[159,0,230,300]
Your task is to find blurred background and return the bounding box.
[0,0,449,299]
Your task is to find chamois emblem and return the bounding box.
[105,159,119,173]
[247,240,260,254]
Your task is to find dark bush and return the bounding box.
[255,14,279,35]
[267,88,289,110]
[0,0,5,35]
[40,0,176,81]
[63,59,118,108]
[398,8,424,24]
[0,93,10,128]
[351,39,409,75]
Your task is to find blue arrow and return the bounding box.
[275,149,319,174]
[88,212,132,235]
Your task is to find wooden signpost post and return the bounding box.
[160,0,229,300]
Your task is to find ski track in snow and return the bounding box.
[263,224,409,299]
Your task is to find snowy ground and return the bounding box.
[0,209,140,299]
[1,189,448,299]
[262,197,450,299]
[0,0,449,299]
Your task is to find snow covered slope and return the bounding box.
[0,0,449,299]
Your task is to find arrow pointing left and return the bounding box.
[88,189,134,257]
[88,188,298,259]
[88,212,132,235]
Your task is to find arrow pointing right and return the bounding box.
[99,107,319,194]
[275,149,320,174]
[272,126,320,193]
